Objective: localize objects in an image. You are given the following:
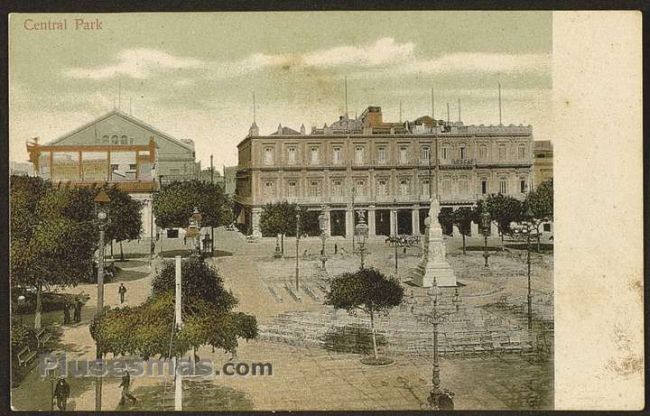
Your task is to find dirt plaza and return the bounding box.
[12,227,553,411]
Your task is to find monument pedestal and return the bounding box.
[410,196,457,287]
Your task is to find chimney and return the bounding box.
[300,124,306,135]
[277,123,283,135]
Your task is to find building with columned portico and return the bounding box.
[235,106,533,238]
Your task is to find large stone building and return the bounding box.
[532,140,553,189]
[25,109,199,239]
[235,106,533,238]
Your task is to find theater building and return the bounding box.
[26,109,199,239]
[235,106,533,238]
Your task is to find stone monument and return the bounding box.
[411,195,457,287]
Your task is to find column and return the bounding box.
[411,205,420,236]
[390,209,397,236]
[345,207,354,239]
[252,207,263,238]
[368,205,376,237]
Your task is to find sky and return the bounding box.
[9,11,552,169]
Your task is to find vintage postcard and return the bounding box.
[7,10,643,411]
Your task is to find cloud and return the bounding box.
[400,52,551,75]
[65,48,204,80]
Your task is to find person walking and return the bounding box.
[73,296,83,323]
[63,300,71,324]
[119,370,137,406]
[118,283,127,304]
[53,377,70,411]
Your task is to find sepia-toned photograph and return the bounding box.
[7,10,639,412]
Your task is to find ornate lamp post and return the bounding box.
[273,234,282,258]
[318,207,328,270]
[202,233,212,257]
[480,211,491,267]
[520,206,537,330]
[93,189,111,412]
[411,282,461,410]
[354,209,368,269]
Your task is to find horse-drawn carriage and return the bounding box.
[385,234,421,248]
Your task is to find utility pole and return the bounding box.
[174,256,183,411]
[93,190,110,412]
[351,186,356,252]
[498,82,502,126]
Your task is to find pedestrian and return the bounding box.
[334,243,338,255]
[73,296,83,323]
[118,283,127,304]
[53,377,70,411]
[119,370,137,406]
[183,235,187,245]
[63,300,71,325]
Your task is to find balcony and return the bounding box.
[439,158,475,169]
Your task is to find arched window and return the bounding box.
[120,135,128,144]
[102,135,109,144]
[129,137,134,145]
[111,135,118,144]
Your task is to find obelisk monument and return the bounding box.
[411,195,457,287]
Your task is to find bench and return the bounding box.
[36,328,52,350]
[17,346,37,367]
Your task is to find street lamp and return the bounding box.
[411,282,461,410]
[202,234,212,257]
[187,207,202,256]
[520,206,537,330]
[93,189,111,412]
[318,207,328,270]
[480,211,491,267]
[354,209,368,269]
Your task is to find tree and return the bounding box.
[437,209,454,236]
[259,201,299,255]
[525,179,553,251]
[90,256,257,359]
[452,207,474,255]
[152,180,226,229]
[325,268,404,361]
[10,177,97,329]
[103,185,143,261]
[485,193,523,247]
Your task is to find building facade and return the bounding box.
[235,106,533,238]
[25,109,199,239]
[532,140,553,189]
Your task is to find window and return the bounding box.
[332,146,342,164]
[520,179,527,193]
[378,146,387,163]
[287,180,297,197]
[129,164,137,171]
[399,146,408,164]
[355,179,365,196]
[102,135,109,144]
[309,180,321,197]
[421,179,430,196]
[120,135,128,144]
[500,178,508,194]
[111,164,119,172]
[442,146,449,160]
[459,179,468,195]
[129,137,134,145]
[459,145,466,160]
[481,179,488,194]
[264,147,274,165]
[287,146,296,164]
[310,146,320,164]
[518,145,526,160]
[399,179,409,195]
[479,145,487,160]
[421,146,431,163]
[543,223,551,232]
[332,179,343,196]
[355,146,364,165]
[264,181,274,197]
[378,179,388,196]
[498,144,506,161]
[442,179,451,194]
[111,135,119,144]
